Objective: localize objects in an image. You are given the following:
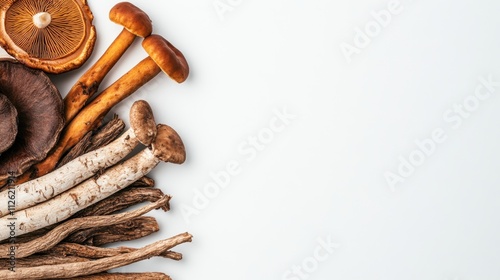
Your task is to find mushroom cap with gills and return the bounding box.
[109,2,153,38]
[0,0,96,73]
[142,34,190,83]
[0,60,64,181]
[152,124,186,164]
[0,93,17,153]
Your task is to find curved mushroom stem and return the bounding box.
[0,128,137,217]
[63,29,136,122]
[32,12,52,29]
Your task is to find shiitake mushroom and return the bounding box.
[0,0,96,73]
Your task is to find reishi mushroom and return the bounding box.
[0,59,64,182]
[0,0,96,73]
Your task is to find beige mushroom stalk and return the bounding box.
[32,12,51,29]
[0,124,185,240]
[0,100,156,217]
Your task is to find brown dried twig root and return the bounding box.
[0,195,170,258]
[65,216,160,246]
[0,232,192,279]
[46,243,182,260]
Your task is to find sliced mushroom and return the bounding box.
[0,92,17,153]
[0,60,64,182]
[0,0,96,73]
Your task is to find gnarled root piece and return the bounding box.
[57,115,125,167]
[73,187,167,218]
[0,232,192,279]
[0,255,89,270]
[0,195,170,258]
[65,216,160,246]
[46,243,182,260]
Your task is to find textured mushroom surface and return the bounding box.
[0,60,64,181]
[0,0,96,73]
[0,93,17,153]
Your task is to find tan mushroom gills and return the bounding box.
[0,0,96,73]
[32,12,52,29]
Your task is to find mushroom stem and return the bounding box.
[0,124,185,240]
[0,128,138,217]
[63,29,136,122]
[32,12,52,29]
[63,2,153,122]
[1,148,159,239]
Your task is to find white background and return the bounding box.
[18,0,500,279]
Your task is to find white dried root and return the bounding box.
[0,100,156,217]
[0,124,184,241]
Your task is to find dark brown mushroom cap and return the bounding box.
[109,2,153,38]
[0,93,17,153]
[152,124,186,164]
[0,0,96,73]
[0,60,64,181]
[130,100,157,146]
[142,34,189,83]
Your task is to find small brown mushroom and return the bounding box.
[63,1,153,123]
[16,34,189,182]
[0,0,96,73]
[0,60,64,182]
[0,93,17,153]
[130,100,156,146]
[109,2,153,38]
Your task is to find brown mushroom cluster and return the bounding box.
[0,1,192,279]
